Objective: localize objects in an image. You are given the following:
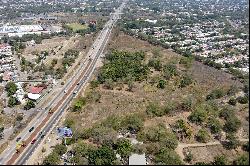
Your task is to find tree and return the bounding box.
[155,148,183,165]
[24,100,35,110]
[138,124,178,150]
[207,117,222,134]
[54,144,67,156]
[188,106,208,124]
[121,114,144,133]
[5,82,17,96]
[224,116,241,133]
[234,154,249,165]
[213,155,228,165]
[116,139,133,158]
[225,133,240,149]
[88,145,116,165]
[196,128,210,143]
[157,79,166,89]
[42,152,60,165]
[8,96,19,107]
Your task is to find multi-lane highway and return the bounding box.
[0,1,127,165]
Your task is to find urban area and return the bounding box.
[0,0,249,165]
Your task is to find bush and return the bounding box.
[72,97,86,112]
[157,79,166,89]
[213,155,228,165]
[179,74,193,88]
[148,59,162,71]
[24,100,35,110]
[146,102,166,117]
[225,133,240,149]
[88,145,116,165]
[207,117,222,134]
[54,144,67,156]
[8,96,19,107]
[42,152,60,165]
[228,98,237,105]
[5,82,17,96]
[206,89,225,100]
[233,154,249,165]
[155,148,183,165]
[137,124,178,150]
[237,96,248,104]
[188,106,208,124]
[121,113,144,133]
[115,138,133,157]
[223,116,241,133]
[196,129,210,143]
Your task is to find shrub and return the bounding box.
[224,116,241,133]
[228,98,237,105]
[179,74,193,88]
[207,117,222,134]
[188,106,208,124]
[213,155,228,165]
[196,128,210,143]
[233,154,249,165]
[225,133,240,149]
[155,148,183,165]
[237,96,248,104]
[206,89,225,100]
[157,79,166,89]
[146,102,166,117]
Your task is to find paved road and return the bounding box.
[0,1,127,165]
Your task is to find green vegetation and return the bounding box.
[237,96,248,104]
[172,119,192,140]
[42,152,60,165]
[157,79,166,89]
[233,154,249,165]
[225,133,240,149]
[115,138,133,157]
[72,97,86,112]
[206,89,225,100]
[5,82,17,97]
[213,155,228,165]
[8,96,19,108]
[138,124,178,150]
[65,23,88,32]
[196,128,210,143]
[207,117,222,134]
[162,63,177,80]
[98,50,149,83]
[148,58,162,71]
[155,148,183,165]
[179,74,193,88]
[24,100,36,110]
[88,145,117,165]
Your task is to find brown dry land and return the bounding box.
[67,29,243,130]
[60,30,249,163]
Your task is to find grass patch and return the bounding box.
[66,23,88,32]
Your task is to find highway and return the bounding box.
[0,0,127,165]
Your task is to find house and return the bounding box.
[129,153,146,165]
[29,86,44,94]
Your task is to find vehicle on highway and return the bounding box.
[64,90,67,93]
[40,134,45,139]
[73,91,78,94]
[39,132,43,136]
[16,137,21,142]
[29,127,34,132]
[31,139,36,144]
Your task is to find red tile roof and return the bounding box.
[29,86,44,94]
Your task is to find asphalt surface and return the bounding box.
[0,1,127,165]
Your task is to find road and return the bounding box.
[0,1,127,165]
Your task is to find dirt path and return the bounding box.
[175,138,249,163]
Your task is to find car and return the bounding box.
[73,91,78,94]
[16,137,21,142]
[41,134,45,139]
[29,127,34,132]
[39,132,43,136]
[31,139,36,144]
[64,90,67,93]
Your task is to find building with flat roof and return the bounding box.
[129,153,146,165]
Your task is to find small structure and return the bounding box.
[57,127,73,138]
[129,153,146,165]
